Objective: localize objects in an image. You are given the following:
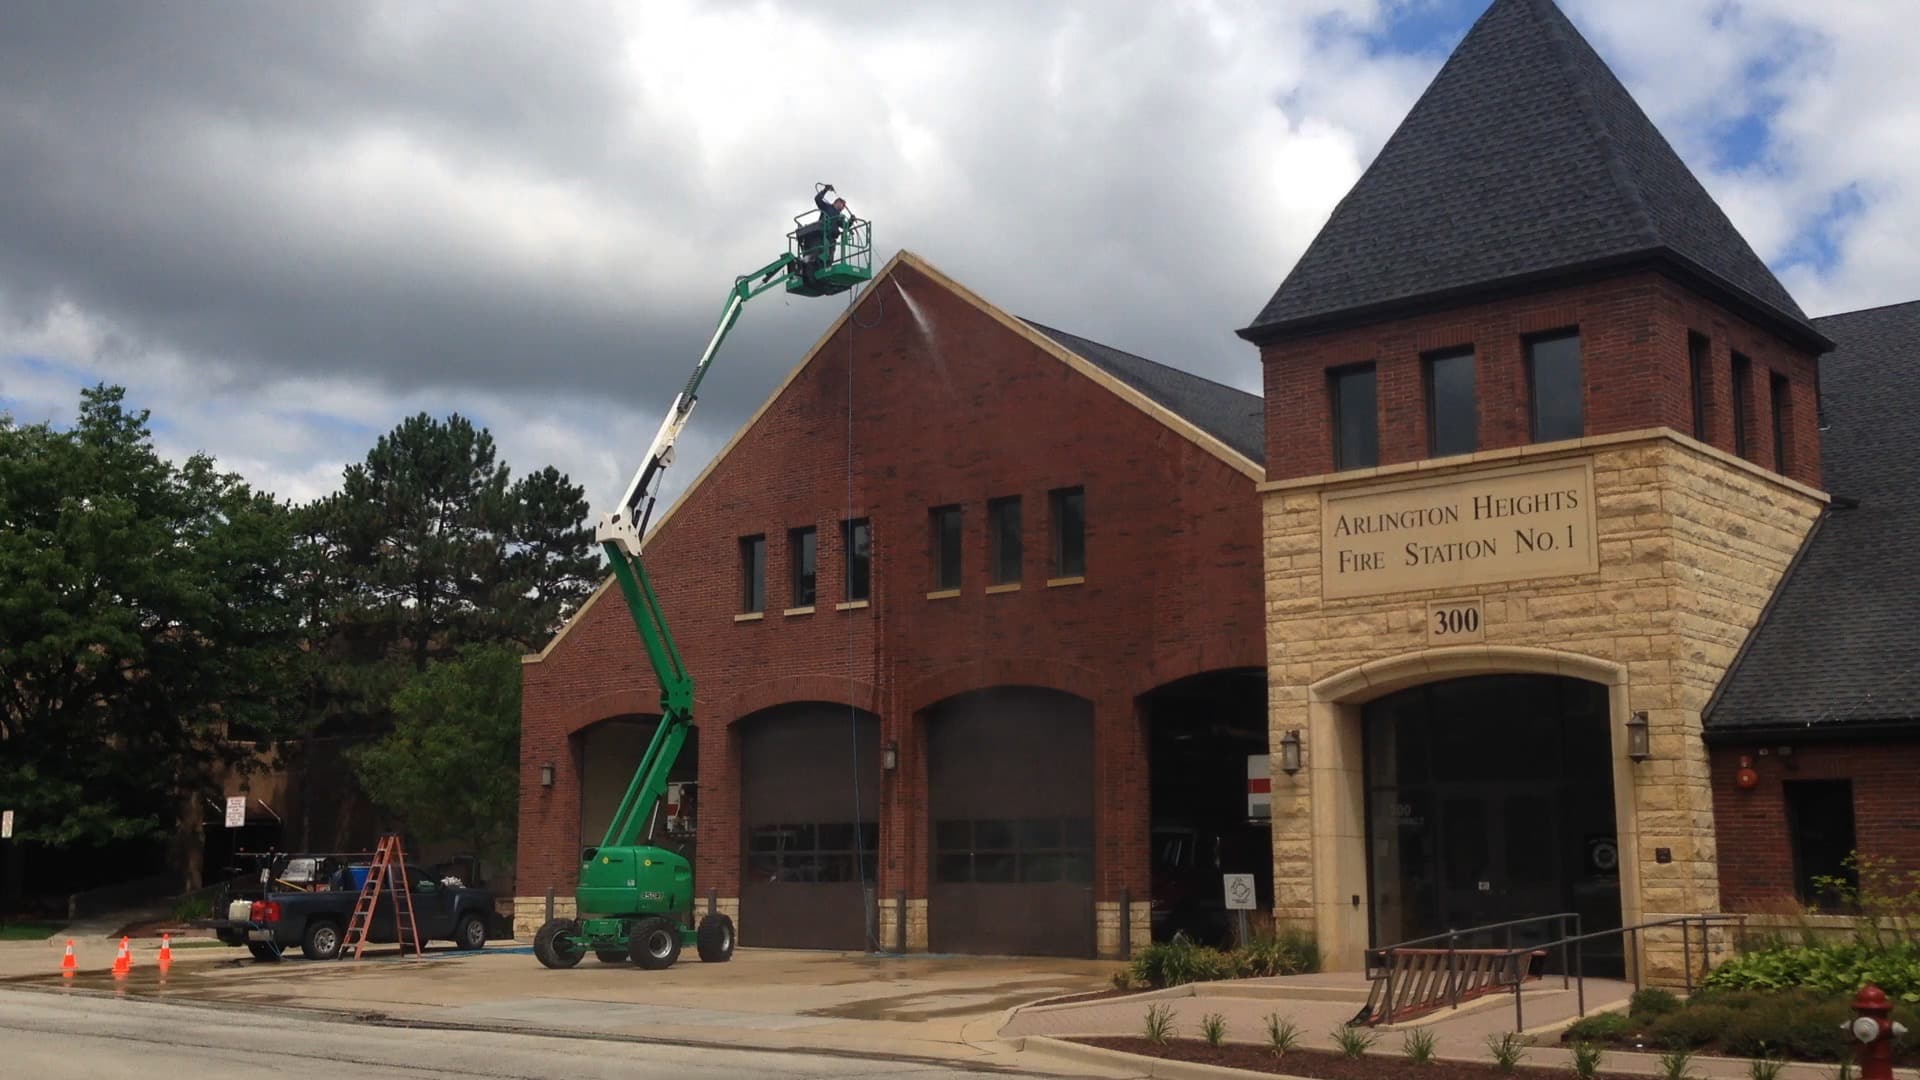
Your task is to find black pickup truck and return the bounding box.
[197,861,495,961]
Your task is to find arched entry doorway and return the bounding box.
[1363,675,1622,971]
[739,704,880,951]
[575,715,698,865]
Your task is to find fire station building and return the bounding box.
[519,0,1920,975]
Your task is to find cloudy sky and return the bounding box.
[3,0,1916,513]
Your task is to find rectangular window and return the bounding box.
[930,505,962,590]
[1424,349,1477,457]
[1527,331,1583,442]
[1784,780,1857,908]
[788,526,816,607]
[1732,352,1753,458]
[1049,486,1085,578]
[1329,364,1378,470]
[842,518,871,602]
[739,534,766,613]
[1688,332,1710,439]
[1770,372,1792,474]
[988,496,1022,585]
[932,816,1094,884]
[744,821,878,884]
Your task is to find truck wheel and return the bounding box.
[533,918,584,969]
[594,950,629,964]
[630,916,681,970]
[696,913,735,963]
[246,942,282,963]
[302,919,344,961]
[454,912,488,951]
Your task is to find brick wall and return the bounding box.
[1261,272,1824,489]
[517,257,1265,927]
[1710,740,1920,910]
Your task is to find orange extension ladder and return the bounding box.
[342,834,422,960]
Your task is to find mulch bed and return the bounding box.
[1077,1038,1645,1080]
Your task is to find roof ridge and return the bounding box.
[1529,0,1659,246]
[1813,297,1920,323]
[1018,318,1260,403]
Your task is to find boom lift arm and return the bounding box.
[531,187,872,972]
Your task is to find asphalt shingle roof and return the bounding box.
[1023,320,1265,466]
[1707,300,1920,735]
[1240,0,1816,346]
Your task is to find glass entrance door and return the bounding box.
[1363,675,1621,973]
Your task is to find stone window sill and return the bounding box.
[836,600,870,611]
[734,612,765,622]
[986,583,1022,594]
[926,589,961,600]
[1047,576,1085,588]
[783,606,815,617]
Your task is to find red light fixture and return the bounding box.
[1736,754,1759,790]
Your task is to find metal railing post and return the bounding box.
[1514,963,1524,1032]
[707,887,717,915]
[894,890,906,954]
[545,887,554,923]
[1561,914,1570,990]
[1575,913,1585,1018]
[1447,931,1460,1010]
[1682,918,1694,995]
[1119,887,1130,958]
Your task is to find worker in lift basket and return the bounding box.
[801,184,851,280]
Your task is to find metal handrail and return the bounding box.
[1361,912,1750,1030]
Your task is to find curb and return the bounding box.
[1019,1035,1314,1079]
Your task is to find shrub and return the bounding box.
[1563,1011,1634,1042]
[171,896,213,922]
[1658,1048,1696,1080]
[1143,1002,1176,1045]
[1749,1057,1785,1080]
[1650,1003,1737,1050]
[1265,1013,1301,1056]
[1711,991,1851,1061]
[1704,939,1920,1000]
[1571,1041,1605,1080]
[1234,929,1321,977]
[1487,1031,1527,1073]
[1201,1012,1227,1048]
[1402,1028,1437,1066]
[1128,939,1233,988]
[1631,988,1681,1020]
[1332,1024,1378,1059]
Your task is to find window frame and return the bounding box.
[1770,371,1792,474]
[739,534,766,614]
[1423,347,1477,458]
[1329,362,1380,470]
[1732,352,1753,458]
[1048,486,1085,579]
[1688,332,1711,440]
[1525,329,1584,443]
[841,517,871,603]
[929,504,962,591]
[788,525,817,608]
[987,495,1022,586]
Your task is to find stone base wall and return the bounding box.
[876,898,930,952]
[512,894,578,940]
[1094,900,1152,959]
[1260,431,1825,986]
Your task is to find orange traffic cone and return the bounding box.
[61,939,77,977]
[158,933,173,967]
[111,936,131,976]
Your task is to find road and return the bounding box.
[0,988,1069,1079]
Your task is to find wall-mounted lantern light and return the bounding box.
[1279,729,1302,776]
[882,741,899,772]
[1626,711,1651,762]
[540,762,555,787]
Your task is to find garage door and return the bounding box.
[740,705,879,950]
[578,715,698,858]
[928,688,1095,957]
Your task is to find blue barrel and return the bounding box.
[349,866,371,889]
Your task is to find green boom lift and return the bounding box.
[532,186,872,970]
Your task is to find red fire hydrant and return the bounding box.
[1846,985,1908,1080]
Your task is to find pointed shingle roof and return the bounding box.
[1239,0,1824,350]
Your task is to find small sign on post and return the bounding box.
[1224,873,1257,946]
[1,810,13,840]
[224,796,247,829]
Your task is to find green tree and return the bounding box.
[0,385,300,847]
[349,645,521,865]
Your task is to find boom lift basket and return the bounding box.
[786,213,872,297]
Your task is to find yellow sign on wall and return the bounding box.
[1320,460,1599,599]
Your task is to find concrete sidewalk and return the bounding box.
[4,943,1133,1073]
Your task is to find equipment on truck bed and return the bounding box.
[532,185,873,971]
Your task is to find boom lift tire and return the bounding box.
[533,918,585,969]
[696,913,736,963]
[594,949,629,964]
[630,916,682,970]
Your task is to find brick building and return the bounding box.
[516,255,1274,956]
[519,0,1920,979]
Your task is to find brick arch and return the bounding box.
[555,690,659,739]
[723,674,881,725]
[1132,644,1265,700]
[1309,644,1627,705]
[904,657,1105,715]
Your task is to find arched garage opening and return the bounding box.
[739,704,880,950]
[926,687,1095,958]
[575,714,698,866]
[1143,668,1269,945]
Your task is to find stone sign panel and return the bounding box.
[1320,460,1599,599]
